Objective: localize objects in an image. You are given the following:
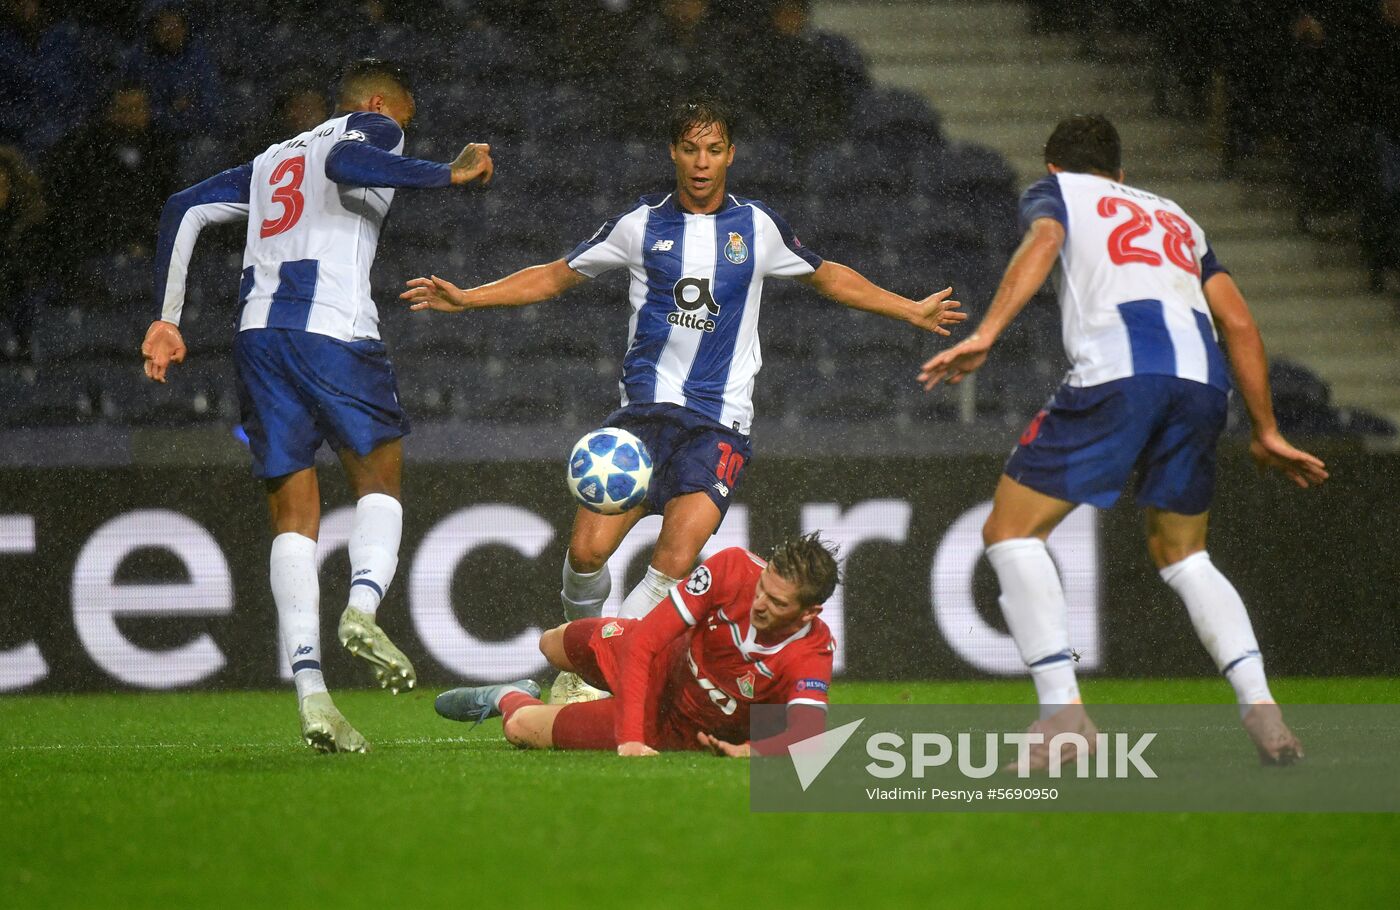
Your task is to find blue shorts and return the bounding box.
[233,328,409,480]
[1004,375,1228,515]
[602,402,752,517]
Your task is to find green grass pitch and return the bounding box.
[3,678,1397,909]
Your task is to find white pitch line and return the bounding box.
[0,736,477,752]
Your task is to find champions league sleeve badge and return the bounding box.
[724,232,749,264]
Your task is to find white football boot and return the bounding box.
[549,671,610,705]
[1242,702,1304,765]
[338,607,417,694]
[299,692,368,754]
[1002,703,1098,773]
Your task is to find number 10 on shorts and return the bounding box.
[716,442,745,487]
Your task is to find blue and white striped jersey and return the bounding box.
[567,193,821,434]
[1020,171,1231,392]
[154,112,451,342]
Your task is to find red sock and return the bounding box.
[499,690,542,723]
[550,698,620,750]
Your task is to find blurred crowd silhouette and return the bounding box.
[1031,0,1400,294]
[0,0,1389,439]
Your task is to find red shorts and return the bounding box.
[554,618,701,752]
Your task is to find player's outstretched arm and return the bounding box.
[1203,272,1329,488]
[799,262,965,335]
[919,216,1064,389]
[400,259,588,313]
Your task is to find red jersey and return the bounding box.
[616,547,835,746]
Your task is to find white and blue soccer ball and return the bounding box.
[567,428,653,514]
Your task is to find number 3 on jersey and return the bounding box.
[1096,196,1200,276]
[260,156,306,238]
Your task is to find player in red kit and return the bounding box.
[434,534,840,757]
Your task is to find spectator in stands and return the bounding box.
[735,0,856,143]
[1359,0,1400,293]
[1218,1,1295,177]
[240,80,331,161]
[0,145,45,360]
[0,0,98,151]
[618,0,738,135]
[124,1,221,136]
[42,83,178,285]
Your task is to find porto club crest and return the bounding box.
[724,231,749,264]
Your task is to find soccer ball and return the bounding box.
[567,428,653,514]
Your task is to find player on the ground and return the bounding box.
[920,115,1329,768]
[402,97,965,704]
[434,533,839,757]
[140,58,494,753]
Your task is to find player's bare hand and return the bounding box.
[617,741,659,757]
[141,320,186,383]
[697,731,751,758]
[919,332,992,389]
[907,287,967,336]
[450,143,493,186]
[401,275,470,313]
[1250,429,1329,488]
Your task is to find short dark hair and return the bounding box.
[769,532,840,607]
[1044,114,1121,175]
[669,97,734,146]
[336,58,413,105]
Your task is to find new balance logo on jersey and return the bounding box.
[294,645,313,656]
[713,480,730,498]
[650,239,675,252]
[670,277,720,332]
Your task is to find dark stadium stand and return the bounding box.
[2,0,1390,444]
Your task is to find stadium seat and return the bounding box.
[792,360,902,423]
[757,283,825,359]
[460,364,567,423]
[552,356,624,427]
[613,142,673,199]
[851,86,944,150]
[732,137,800,195]
[98,364,224,427]
[806,141,912,197]
[31,306,142,364]
[393,353,489,422]
[1337,407,1398,437]
[1,364,96,427]
[751,355,811,426]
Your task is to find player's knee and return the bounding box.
[539,624,570,669]
[1149,538,1206,571]
[982,514,1018,548]
[566,546,608,576]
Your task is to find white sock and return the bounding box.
[271,532,326,702]
[561,555,611,621]
[346,493,402,618]
[986,538,1079,716]
[618,565,683,620]
[1159,551,1273,709]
